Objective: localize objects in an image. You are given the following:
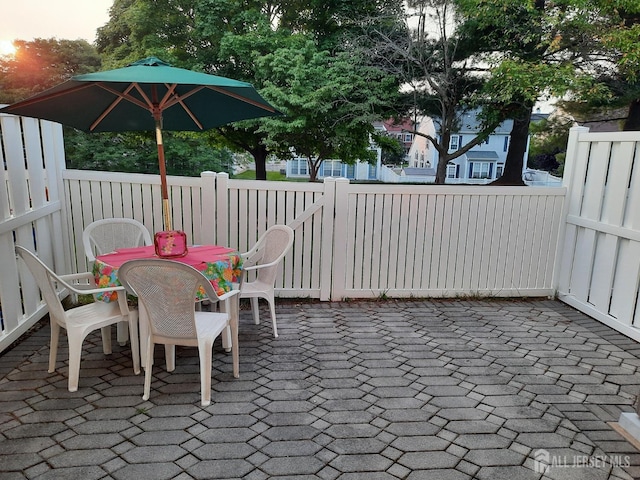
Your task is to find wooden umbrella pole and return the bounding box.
[155,117,172,231]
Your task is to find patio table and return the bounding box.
[93,244,243,302]
[93,244,243,363]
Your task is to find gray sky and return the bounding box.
[0,0,112,43]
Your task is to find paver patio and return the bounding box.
[1,298,640,479]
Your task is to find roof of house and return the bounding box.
[465,151,500,161]
[434,110,513,135]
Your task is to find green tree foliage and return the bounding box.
[457,0,640,183]
[256,38,401,181]
[528,115,574,175]
[64,129,234,176]
[0,38,101,104]
[358,0,504,184]
[95,0,405,180]
[558,1,640,131]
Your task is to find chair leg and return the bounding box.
[101,326,113,354]
[218,299,232,352]
[127,313,141,375]
[198,339,213,406]
[142,338,154,401]
[117,321,129,346]
[48,321,61,373]
[231,301,240,378]
[251,297,260,325]
[66,327,88,392]
[267,298,278,338]
[165,345,176,372]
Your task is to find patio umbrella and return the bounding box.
[0,56,280,230]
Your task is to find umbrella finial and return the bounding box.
[129,57,172,67]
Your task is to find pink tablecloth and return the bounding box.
[93,245,243,302]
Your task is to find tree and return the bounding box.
[358,0,507,184]
[0,38,101,104]
[455,0,640,184]
[528,115,574,175]
[95,0,405,179]
[558,1,640,131]
[256,38,401,181]
[64,129,234,176]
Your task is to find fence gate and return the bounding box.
[557,126,640,341]
[0,113,69,353]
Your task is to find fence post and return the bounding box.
[328,178,350,301]
[552,126,589,293]
[200,171,217,245]
[319,178,336,300]
[216,172,229,246]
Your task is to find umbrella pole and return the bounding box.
[155,119,172,231]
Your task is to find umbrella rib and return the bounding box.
[2,82,95,109]
[161,85,204,130]
[90,83,144,131]
[207,86,278,112]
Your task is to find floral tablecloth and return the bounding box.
[93,245,243,302]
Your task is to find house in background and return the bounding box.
[285,147,382,181]
[407,116,436,169]
[284,111,533,184]
[435,110,528,183]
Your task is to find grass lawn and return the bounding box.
[232,170,308,182]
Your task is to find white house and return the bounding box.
[436,110,527,183]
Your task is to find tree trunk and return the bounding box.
[308,158,319,182]
[491,108,531,186]
[253,144,268,180]
[623,99,640,131]
[435,155,449,184]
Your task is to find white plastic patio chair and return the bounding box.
[117,259,240,406]
[239,224,294,338]
[82,218,151,345]
[82,218,152,262]
[15,245,141,392]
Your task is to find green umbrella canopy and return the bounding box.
[0,56,279,132]
[0,57,280,230]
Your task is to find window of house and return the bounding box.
[324,160,342,177]
[449,135,461,151]
[470,162,491,179]
[345,164,355,179]
[496,163,504,178]
[404,133,413,142]
[291,159,308,175]
[503,137,509,152]
[368,164,377,179]
[447,162,457,178]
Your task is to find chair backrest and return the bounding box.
[245,225,294,285]
[83,218,152,262]
[118,259,220,340]
[15,246,69,328]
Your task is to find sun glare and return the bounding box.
[0,40,16,57]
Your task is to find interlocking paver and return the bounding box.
[2,298,640,479]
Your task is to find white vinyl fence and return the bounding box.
[0,113,70,353]
[4,115,640,353]
[63,170,566,301]
[557,127,640,342]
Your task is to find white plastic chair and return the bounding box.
[15,245,140,392]
[82,218,152,262]
[82,218,151,345]
[117,259,240,406]
[240,225,294,338]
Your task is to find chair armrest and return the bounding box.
[58,271,96,284]
[57,273,127,297]
[217,289,240,302]
[242,259,280,272]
